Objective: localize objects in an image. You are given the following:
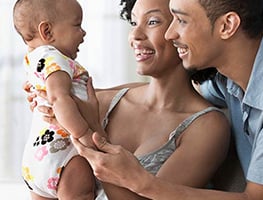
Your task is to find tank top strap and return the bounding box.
[169,107,224,140]
[102,88,129,129]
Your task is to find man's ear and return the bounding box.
[218,12,241,40]
[38,21,54,42]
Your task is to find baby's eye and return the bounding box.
[74,23,81,27]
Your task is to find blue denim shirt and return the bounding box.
[200,38,263,184]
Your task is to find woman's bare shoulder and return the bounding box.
[96,89,119,109]
[177,107,230,148]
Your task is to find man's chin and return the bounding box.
[182,63,198,74]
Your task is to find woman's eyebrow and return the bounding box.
[145,9,162,15]
[132,9,163,18]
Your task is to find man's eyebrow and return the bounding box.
[170,8,189,16]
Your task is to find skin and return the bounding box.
[165,0,260,91]
[15,0,101,143]
[74,0,263,199]
[15,0,97,199]
[70,0,230,199]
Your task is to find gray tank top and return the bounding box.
[102,88,223,175]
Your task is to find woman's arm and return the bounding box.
[154,110,230,187]
[72,132,263,200]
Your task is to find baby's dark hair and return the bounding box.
[13,0,58,42]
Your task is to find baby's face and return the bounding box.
[51,0,86,59]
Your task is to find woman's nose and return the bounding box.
[129,26,147,42]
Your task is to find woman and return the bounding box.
[27,0,230,199]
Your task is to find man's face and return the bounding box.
[165,0,223,71]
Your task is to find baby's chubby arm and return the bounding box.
[46,70,94,147]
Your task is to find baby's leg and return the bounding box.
[57,155,95,200]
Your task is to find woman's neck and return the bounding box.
[140,64,197,111]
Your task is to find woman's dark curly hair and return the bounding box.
[119,0,217,84]
[120,0,136,22]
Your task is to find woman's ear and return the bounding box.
[38,21,54,42]
[218,12,241,40]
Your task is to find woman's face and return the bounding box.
[128,0,181,77]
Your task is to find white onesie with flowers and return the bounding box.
[21,45,89,198]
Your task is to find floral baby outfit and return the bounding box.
[22,45,89,198]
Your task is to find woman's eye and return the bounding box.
[148,19,159,25]
[130,21,137,26]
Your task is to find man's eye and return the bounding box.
[176,17,186,24]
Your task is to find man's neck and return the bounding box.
[216,37,261,91]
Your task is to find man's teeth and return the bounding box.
[177,47,187,54]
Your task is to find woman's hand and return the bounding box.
[23,81,37,111]
[72,132,151,193]
[73,77,102,133]
[23,81,58,124]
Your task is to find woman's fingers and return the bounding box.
[92,132,119,154]
[23,81,32,93]
[37,89,48,100]
[38,105,53,115]
[27,92,36,103]
[29,101,37,112]
[71,136,99,160]
[87,77,96,99]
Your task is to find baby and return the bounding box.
[13,0,98,199]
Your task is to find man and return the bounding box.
[73,0,263,199]
[164,0,263,199]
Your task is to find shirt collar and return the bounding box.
[244,37,263,109]
[226,37,263,110]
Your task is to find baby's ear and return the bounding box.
[38,21,54,42]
